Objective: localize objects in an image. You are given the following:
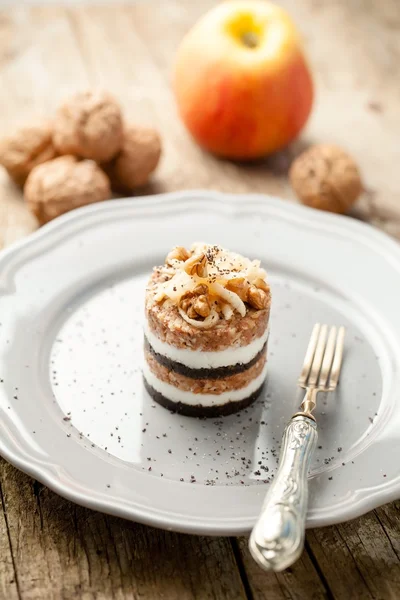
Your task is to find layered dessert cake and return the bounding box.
[143,243,271,417]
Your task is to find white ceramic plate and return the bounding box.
[0,192,399,535]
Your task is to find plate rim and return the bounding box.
[0,190,399,535]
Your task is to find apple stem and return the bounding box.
[241,31,259,48]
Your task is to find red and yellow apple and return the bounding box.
[173,0,313,159]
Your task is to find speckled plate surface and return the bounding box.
[0,191,399,535]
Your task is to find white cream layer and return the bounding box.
[144,322,269,369]
[143,361,267,407]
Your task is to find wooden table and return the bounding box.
[0,2,399,598]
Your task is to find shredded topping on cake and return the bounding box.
[151,243,270,328]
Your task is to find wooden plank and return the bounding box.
[237,505,400,600]
[375,501,400,562]
[0,459,247,600]
[0,480,19,599]
[306,504,400,600]
[234,538,329,600]
[0,6,90,132]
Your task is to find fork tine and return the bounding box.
[328,326,346,389]
[318,326,337,389]
[298,323,321,386]
[307,324,328,386]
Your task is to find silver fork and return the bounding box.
[249,324,345,572]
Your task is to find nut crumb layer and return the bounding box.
[146,269,270,351]
[145,350,266,394]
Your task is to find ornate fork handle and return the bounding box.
[249,416,318,572]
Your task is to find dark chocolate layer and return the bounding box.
[143,377,264,418]
[144,336,267,380]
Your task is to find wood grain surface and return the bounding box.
[0,1,399,599]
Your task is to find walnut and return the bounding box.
[166,246,190,265]
[180,297,192,313]
[184,253,208,277]
[53,91,123,163]
[193,295,211,317]
[187,305,198,319]
[226,277,269,306]
[24,156,111,224]
[193,284,208,295]
[179,287,211,320]
[289,144,362,214]
[247,285,268,309]
[0,121,56,185]
[180,296,198,319]
[254,277,270,294]
[226,278,250,302]
[104,125,162,191]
